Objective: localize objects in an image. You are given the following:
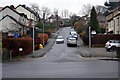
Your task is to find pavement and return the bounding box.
[28,38,56,58]
[79,46,116,58]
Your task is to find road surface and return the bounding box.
[2,27,118,78]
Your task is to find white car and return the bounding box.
[67,37,77,47]
[56,36,64,44]
[70,31,78,40]
[105,40,120,51]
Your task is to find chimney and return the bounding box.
[22,5,26,8]
[10,5,15,9]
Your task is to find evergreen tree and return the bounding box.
[89,6,100,33]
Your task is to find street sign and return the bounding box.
[13,32,20,38]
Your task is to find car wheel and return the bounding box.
[75,44,77,47]
[67,44,69,47]
[110,46,116,52]
[106,48,110,52]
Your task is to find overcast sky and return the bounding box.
[0,0,108,16]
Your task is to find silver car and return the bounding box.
[67,37,77,47]
[70,31,78,40]
[105,40,120,51]
[56,36,64,44]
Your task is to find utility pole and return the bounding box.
[56,15,58,30]
[89,26,91,48]
[32,20,35,54]
[42,12,45,46]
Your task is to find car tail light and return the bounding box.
[106,43,111,46]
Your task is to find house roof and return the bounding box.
[0,7,3,11]
[0,15,27,27]
[48,14,61,20]
[105,6,120,16]
[1,6,28,19]
[16,5,40,19]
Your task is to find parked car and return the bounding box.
[70,31,78,40]
[67,37,77,47]
[70,28,75,32]
[105,40,120,51]
[56,36,64,44]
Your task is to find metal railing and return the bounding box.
[2,49,12,61]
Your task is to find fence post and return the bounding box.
[10,51,12,60]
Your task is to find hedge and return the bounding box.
[2,37,33,57]
[37,33,48,45]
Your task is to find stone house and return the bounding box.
[106,6,120,34]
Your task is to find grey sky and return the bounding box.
[0,0,107,16]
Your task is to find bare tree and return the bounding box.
[61,9,69,18]
[30,3,40,14]
[29,3,41,21]
[53,8,59,16]
[80,4,92,16]
[41,6,51,19]
[95,5,107,14]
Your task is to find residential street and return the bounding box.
[2,27,118,78]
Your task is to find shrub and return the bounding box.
[2,37,33,57]
[45,29,53,38]
[35,44,39,50]
[37,33,48,45]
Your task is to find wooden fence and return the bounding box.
[92,34,120,47]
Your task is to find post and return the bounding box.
[32,21,35,54]
[42,21,44,46]
[89,27,91,48]
[42,13,45,46]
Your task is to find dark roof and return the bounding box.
[0,15,27,27]
[105,6,120,16]
[1,6,28,19]
[48,14,61,20]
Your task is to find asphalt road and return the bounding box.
[2,27,118,78]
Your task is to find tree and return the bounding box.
[80,4,92,16]
[61,9,69,18]
[30,3,40,13]
[41,7,51,19]
[95,5,107,14]
[29,3,41,21]
[53,8,59,16]
[70,14,79,26]
[89,6,100,33]
[74,20,85,33]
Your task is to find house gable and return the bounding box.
[16,5,37,21]
[0,15,23,32]
[0,6,27,22]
